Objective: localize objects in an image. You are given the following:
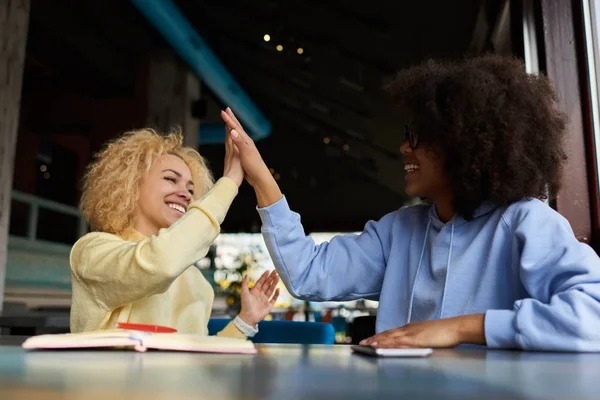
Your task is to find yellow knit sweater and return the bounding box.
[69,177,244,338]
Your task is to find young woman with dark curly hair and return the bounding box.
[221,54,600,351]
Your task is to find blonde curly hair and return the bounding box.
[80,128,214,234]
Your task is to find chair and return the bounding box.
[349,315,376,344]
[208,318,335,344]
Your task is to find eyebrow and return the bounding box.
[162,169,194,186]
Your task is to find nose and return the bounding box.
[400,140,412,154]
[177,188,192,204]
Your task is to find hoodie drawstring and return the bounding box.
[406,220,431,324]
[406,218,455,324]
[439,219,455,319]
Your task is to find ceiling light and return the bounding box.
[276,45,284,52]
[264,34,271,42]
[297,47,304,55]
[323,137,330,144]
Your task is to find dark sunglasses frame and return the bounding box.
[404,124,418,149]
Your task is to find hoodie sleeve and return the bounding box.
[257,196,393,301]
[485,201,600,351]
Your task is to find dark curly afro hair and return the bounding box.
[386,54,568,220]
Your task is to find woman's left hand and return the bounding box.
[359,315,485,348]
[238,270,280,327]
[223,116,244,187]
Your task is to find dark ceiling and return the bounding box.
[20,0,489,232]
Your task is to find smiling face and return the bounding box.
[133,154,195,236]
[400,139,450,201]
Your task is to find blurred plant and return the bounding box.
[215,251,257,314]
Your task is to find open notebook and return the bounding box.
[21,329,257,354]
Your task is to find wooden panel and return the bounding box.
[146,49,200,149]
[0,0,30,312]
[182,70,201,149]
[541,0,593,242]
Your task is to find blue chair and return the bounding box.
[208,318,335,344]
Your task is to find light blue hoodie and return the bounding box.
[257,196,600,351]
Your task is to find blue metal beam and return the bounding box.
[130,0,271,141]
[199,124,229,145]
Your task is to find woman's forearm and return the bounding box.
[254,175,283,208]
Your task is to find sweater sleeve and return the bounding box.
[70,177,238,311]
[485,202,600,351]
[216,321,246,339]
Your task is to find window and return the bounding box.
[583,0,600,201]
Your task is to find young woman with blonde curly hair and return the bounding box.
[70,114,279,338]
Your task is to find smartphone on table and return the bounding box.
[351,345,433,357]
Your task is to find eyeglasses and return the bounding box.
[404,124,418,149]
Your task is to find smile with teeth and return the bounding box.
[404,163,420,172]
[167,203,186,214]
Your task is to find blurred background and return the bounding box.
[1,0,599,343]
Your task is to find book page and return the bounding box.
[22,329,139,350]
[140,333,257,354]
[22,330,257,354]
